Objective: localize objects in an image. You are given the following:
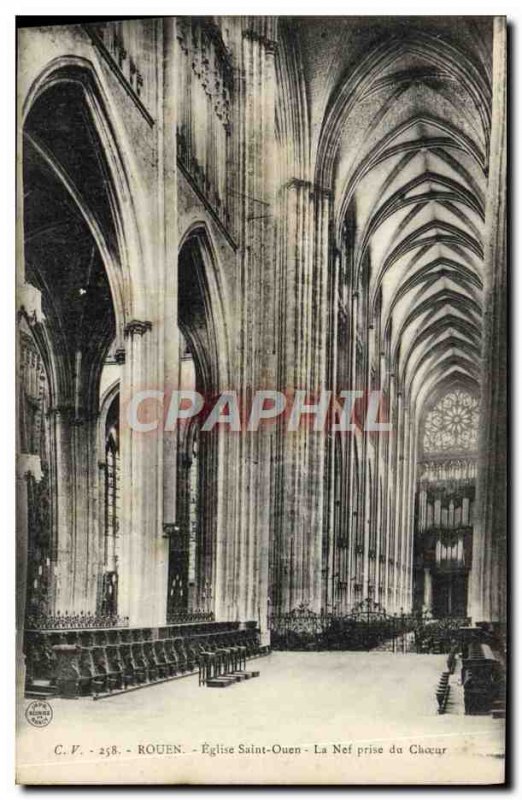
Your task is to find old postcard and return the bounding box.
[15,14,507,785]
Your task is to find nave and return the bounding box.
[17,16,507,742]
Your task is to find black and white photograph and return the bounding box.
[14,11,507,786]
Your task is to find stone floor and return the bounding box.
[17,652,505,785]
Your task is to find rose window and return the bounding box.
[423,390,479,453]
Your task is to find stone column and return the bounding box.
[118,320,166,626]
[70,414,101,613]
[391,391,404,613]
[346,290,360,610]
[16,456,43,697]
[160,17,180,622]
[48,407,73,613]
[374,350,387,600]
[108,17,176,629]
[423,567,433,613]
[44,404,101,617]
[229,19,277,634]
[16,285,45,699]
[400,410,415,612]
[468,17,507,626]
[323,249,341,613]
[273,178,332,613]
[382,373,395,609]
[18,288,100,621]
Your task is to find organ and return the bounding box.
[413,389,479,619]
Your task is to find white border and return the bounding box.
[1,3,519,798]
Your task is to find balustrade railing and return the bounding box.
[167,609,215,624]
[25,610,129,630]
[268,604,469,654]
[269,601,412,652]
[25,608,216,631]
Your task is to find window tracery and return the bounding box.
[423,390,479,453]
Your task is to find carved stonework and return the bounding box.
[46,404,74,421]
[52,644,81,698]
[286,177,332,199]
[176,16,232,229]
[85,23,150,120]
[25,468,53,621]
[19,323,54,623]
[242,28,278,54]
[17,282,44,324]
[19,330,49,455]
[124,320,153,338]
[163,523,180,540]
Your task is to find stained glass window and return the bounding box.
[423,389,479,453]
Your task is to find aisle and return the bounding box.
[17,652,505,784]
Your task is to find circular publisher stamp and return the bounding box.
[25,700,53,728]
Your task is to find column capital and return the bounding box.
[285,177,332,198]
[46,405,97,425]
[46,404,75,420]
[124,319,153,337]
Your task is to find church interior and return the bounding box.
[17,15,507,750]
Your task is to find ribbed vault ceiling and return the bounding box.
[289,16,493,431]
